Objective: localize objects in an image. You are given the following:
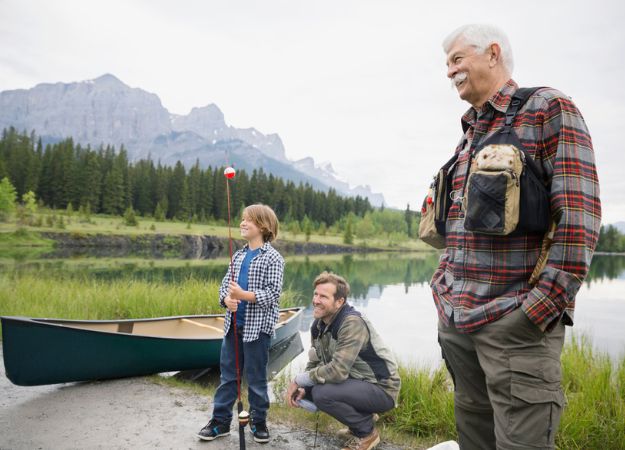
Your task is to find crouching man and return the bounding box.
[286,272,401,450]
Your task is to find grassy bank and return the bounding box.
[558,335,625,449]
[2,270,623,448]
[151,336,625,450]
[0,273,298,326]
[0,227,54,247]
[0,209,431,252]
[270,336,625,449]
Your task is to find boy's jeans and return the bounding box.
[212,328,271,424]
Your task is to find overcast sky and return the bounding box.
[1,0,624,223]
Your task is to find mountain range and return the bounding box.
[0,74,384,206]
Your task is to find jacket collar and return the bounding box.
[461,79,518,133]
[322,303,349,328]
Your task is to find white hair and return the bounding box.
[443,24,514,74]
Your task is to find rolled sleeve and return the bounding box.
[522,95,601,330]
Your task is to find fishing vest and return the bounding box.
[310,304,401,404]
[419,87,551,247]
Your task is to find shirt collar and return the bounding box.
[241,241,271,253]
[461,79,519,132]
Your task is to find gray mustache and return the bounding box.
[451,72,468,88]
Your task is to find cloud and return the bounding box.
[1,0,623,222]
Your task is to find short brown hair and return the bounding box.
[242,204,279,242]
[313,272,350,301]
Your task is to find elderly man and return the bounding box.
[286,272,400,450]
[431,24,601,450]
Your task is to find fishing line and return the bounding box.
[224,166,249,450]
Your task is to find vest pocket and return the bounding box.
[518,166,550,232]
[464,171,516,234]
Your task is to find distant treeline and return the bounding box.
[595,224,625,253]
[0,127,372,225]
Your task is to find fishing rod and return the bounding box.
[224,165,249,450]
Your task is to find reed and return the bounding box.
[1,271,623,448]
[557,334,625,449]
[0,273,297,324]
[270,336,625,449]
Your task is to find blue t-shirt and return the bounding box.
[235,248,261,328]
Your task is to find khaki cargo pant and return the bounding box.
[438,307,565,450]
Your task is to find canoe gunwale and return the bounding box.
[0,307,303,342]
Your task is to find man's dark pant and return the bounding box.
[308,378,394,438]
[438,307,565,450]
[212,328,271,424]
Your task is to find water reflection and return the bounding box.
[585,254,625,284]
[3,252,625,364]
[4,252,624,287]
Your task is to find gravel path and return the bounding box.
[1,348,407,450]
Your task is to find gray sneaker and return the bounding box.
[197,419,230,441]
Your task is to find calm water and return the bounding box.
[3,251,625,368]
[283,253,625,372]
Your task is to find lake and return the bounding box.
[2,251,625,370]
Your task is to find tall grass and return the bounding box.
[270,337,625,449]
[1,271,623,448]
[384,365,455,442]
[0,273,297,324]
[558,335,625,449]
[0,273,222,320]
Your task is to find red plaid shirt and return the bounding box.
[431,79,601,333]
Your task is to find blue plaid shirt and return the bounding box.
[219,241,285,342]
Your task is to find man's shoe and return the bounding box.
[196,419,230,441]
[337,414,380,441]
[341,428,380,450]
[337,428,355,440]
[250,421,270,443]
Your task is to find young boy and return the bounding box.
[197,204,284,444]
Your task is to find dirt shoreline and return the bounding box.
[1,348,406,450]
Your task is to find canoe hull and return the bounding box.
[1,307,303,386]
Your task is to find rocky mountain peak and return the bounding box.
[171,104,228,140]
[0,74,384,206]
[91,73,125,86]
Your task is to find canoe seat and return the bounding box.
[117,322,134,334]
[181,318,223,333]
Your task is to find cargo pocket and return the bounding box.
[507,353,564,447]
[464,172,508,233]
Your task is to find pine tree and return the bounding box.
[154,201,166,222]
[124,205,138,226]
[343,214,354,245]
[405,203,413,238]
[101,163,125,215]
[0,177,17,221]
[198,168,214,220]
[17,190,38,225]
[302,215,312,242]
[188,160,202,217]
[168,161,186,219]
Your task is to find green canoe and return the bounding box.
[1,307,303,386]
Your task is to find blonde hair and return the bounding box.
[313,271,350,301]
[242,204,279,242]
